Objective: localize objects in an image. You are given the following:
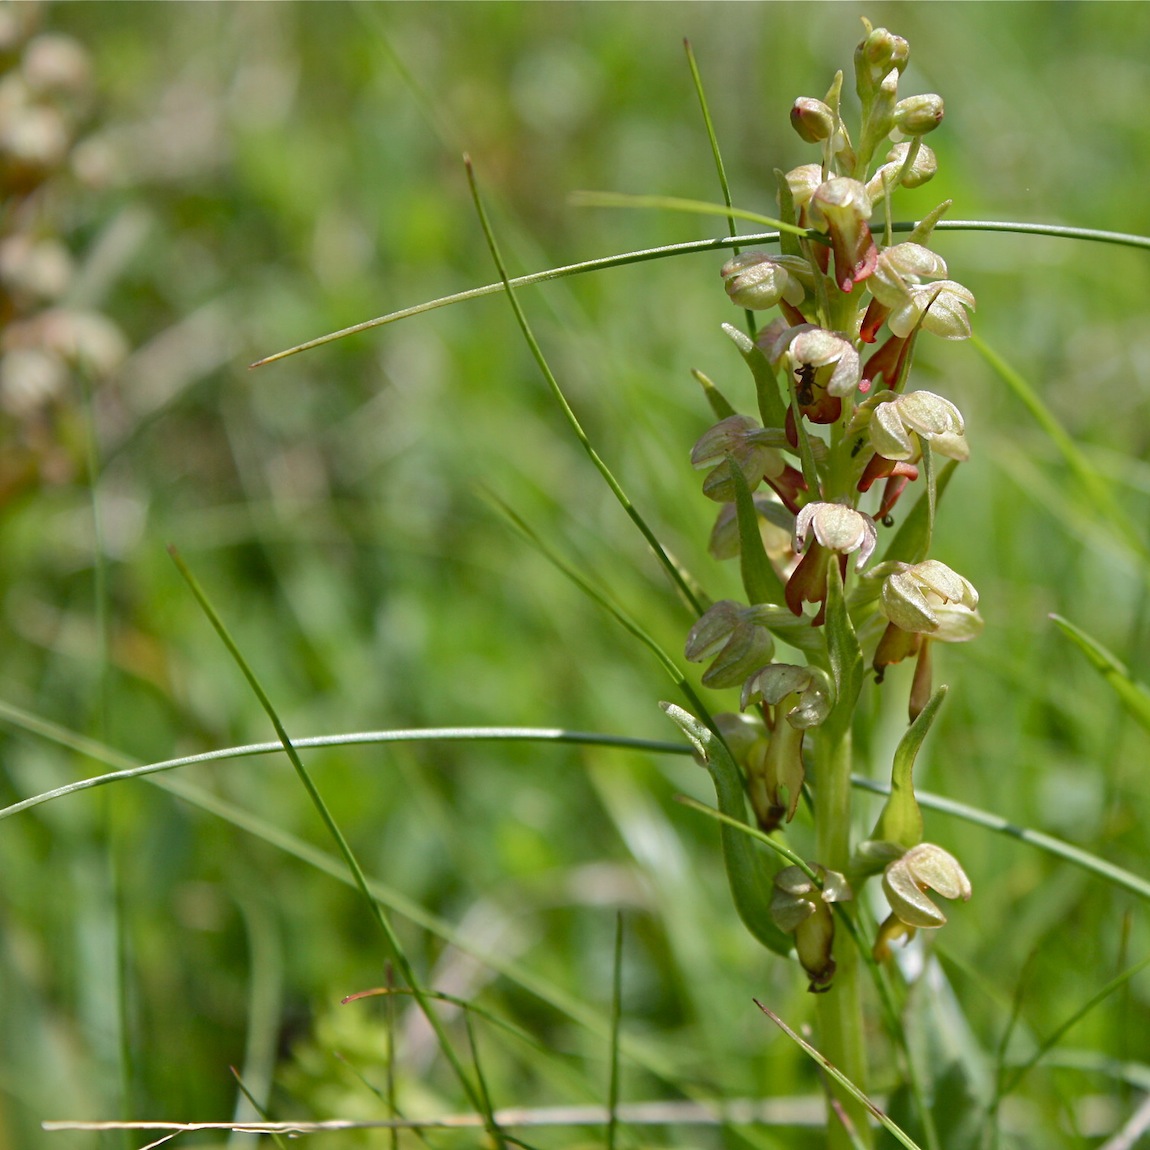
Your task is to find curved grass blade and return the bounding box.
[465,156,706,618]
[167,547,497,1135]
[251,222,1150,370]
[1050,613,1150,731]
[5,701,1149,905]
[0,700,687,823]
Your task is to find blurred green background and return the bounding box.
[4,2,1150,1146]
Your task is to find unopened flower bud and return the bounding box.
[893,93,945,137]
[721,252,807,311]
[855,24,909,101]
[772,865,851,992]
[790,97,835,143]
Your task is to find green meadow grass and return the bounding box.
[5,3,1150,1147]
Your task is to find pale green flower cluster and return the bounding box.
[683,20,978,985]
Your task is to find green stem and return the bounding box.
[815,730,871,1150]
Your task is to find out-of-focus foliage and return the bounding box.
[4,3,1150,1147]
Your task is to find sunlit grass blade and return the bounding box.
[971,335,1148,562]
[166,547,496,1134]
[465,156,706,619]
[1050,613,1150,731]
[569,191,810,239]
[753,1000,923,1150]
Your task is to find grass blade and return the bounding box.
[465,156,706,618]
[485,495,717,729]
[1000,951,1150,1097]
[250,222,1150,369]
[6,697,1148,906]
[971,334,1147,562]
[853,777,1150,902]
[569,190,810,238]
[1050,613,1150,731]
[607,913,624,1150]
[166,547,496,1134]
[753,1000,924,1150]
[684,37,756,336]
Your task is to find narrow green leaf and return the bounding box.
[1050,614,1150,731]
[230,1068,289,1150]
[871,686,947,850]
[1001,951,1150,1098]
[722,323,788,430]
[729,454,786,606]
[907,199,952,246]
[774,169,803,259]
[167,548,495,1132]
[692,368,738,420]
[661,703,791,956]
